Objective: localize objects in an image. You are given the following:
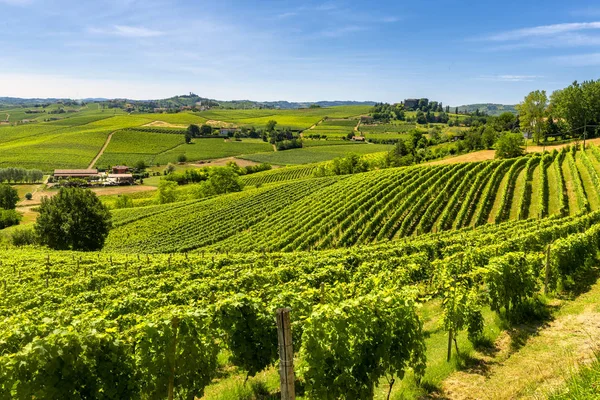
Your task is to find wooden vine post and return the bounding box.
[276,308,295,400]
[544,244,551,295]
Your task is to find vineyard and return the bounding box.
[0,106,383,170]
[103,145,600,255]
[3,103,600,397]
[1,206,599,398]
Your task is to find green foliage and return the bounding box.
[299,292,426,399]
[187,124,200,138]
[0,183,19,210]
[516,90,548,144]
[25,192,32,200]
[198,167,244,196]
[484,252,542,321]
[114,195,134,209]
[158,180,178,204]
[35,188,112,251]
[0,209,21,229]
[1,329,138,400]
[10,227,38,246]
[134,308,219,400]
[495,132,524,159]
[214,295,277,377]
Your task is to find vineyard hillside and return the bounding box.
[104,145,600,254]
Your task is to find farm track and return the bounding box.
[89,131,116,169]
[441,280,600,400]
[428,138,600,166]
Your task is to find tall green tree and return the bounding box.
[516,90,548,144]
[265,120,277,132]
[551,80,600,139]
[35,188,112,251]
[187,124,200,138]
[199,124,213,136]
[0,184,19,210]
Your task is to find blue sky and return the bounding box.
[1,0,600,105]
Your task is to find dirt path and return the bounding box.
[88,131,116,169]
[441,281,600,399]
[428,138,600,166]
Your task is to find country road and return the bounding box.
[88,131,115,169]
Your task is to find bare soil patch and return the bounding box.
[205,120,236,128]
[427,150,496,165]
[189,156,281,169]
[143,121,188,129]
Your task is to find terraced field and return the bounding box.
[104,145,600,254]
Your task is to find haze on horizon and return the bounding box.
[1,0,600,104]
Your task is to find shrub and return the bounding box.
[25,192,32,200]
[178,154,188,163]
[10,227,37,246]
[0,209,21,229]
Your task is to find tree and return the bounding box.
[493,112,517,132]
[482,126,497,149]
[266,120,277,132]
[35,188,112,251]
[158,180,178,204]
[184,131,192,144]
[201,167,244,195]
[516,90,548,144]
[0,183,19,210]
[495,132,524,159]
[199,124,213,136]
[187,124,200,138]
[134,160,147,171]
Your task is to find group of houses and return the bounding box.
[53,166,134,186]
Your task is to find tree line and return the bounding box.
[0,168,44,184]
[518,80,600,144]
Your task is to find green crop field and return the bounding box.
[2,103,600,400]
[2,173,599,398]
[239,143,393,165]
[101,145,600,255]
[196,105,370,130]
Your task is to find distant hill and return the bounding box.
[454,103,517,116]
[0,94,375,110]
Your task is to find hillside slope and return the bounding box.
[104,145,600,254]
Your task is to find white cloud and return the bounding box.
[486,21,600,41]
[89,25,165,38]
